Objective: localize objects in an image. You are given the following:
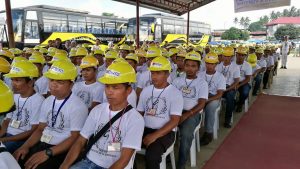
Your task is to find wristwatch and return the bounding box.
[45,148,53,157]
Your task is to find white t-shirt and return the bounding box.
[235,61,252,82]
[72,81,104,108]
[102,89,137,108]
[75,66,84,82]
[216,63,240,85]
[172,76,208,110]
[42,65,50,73]
[39,94,88,145]
[35,76,49,95]
[0,142,21,169]
[198,71,226,95]
[6,93,44,135]
[136,63,148,74]
[272,53,280,62]
[265,56,274,67]
[252,64,262,75]
[281,41,291,54]
[137,84,183,130]
[80,103,144,168]
[3,77,11,89]
[257,59,267,69]
[97,69,106,79]
[137,70,172,89]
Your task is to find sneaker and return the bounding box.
[200,132,213,146]
[284,66,287,69]
[280,66,284,69]
[224,123,232,128]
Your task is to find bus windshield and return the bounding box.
[0,10,24,42]
[127,17,155,41]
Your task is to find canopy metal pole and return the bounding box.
[5,0,15,48]
[136,0,140,48]
[186,4,190,46]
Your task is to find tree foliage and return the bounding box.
[248,21,265,32]
[221,27,250,40]
[274,25,300,40]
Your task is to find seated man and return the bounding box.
[263,46,274,89]
[60,62,144,169]
[172,51,208,169]
[0,80,22,169]
[0,61,44,153]
[252,48,267,96]
[137,56,183,169]
[216,47,240,128]
[13,60,88,169]
[235,46,252,112]
[198,53,226,145]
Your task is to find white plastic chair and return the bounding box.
[190,111,203,167]
[125,152,136,169]
[137,133,176,169]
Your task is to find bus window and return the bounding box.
[42,12,67,32]
[155,24,161,41]
[102,19,116,34]
[26,11,37,20]
[86,17,102,34]
[68,15,86,33]
[24,21,39,44]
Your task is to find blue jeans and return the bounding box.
[2,133,25,153]
[204,99,220,133]
[237,83,251,106]
[223,89,236,124]
[177,113,201,169]
[70,158,106,169]
[253,73,262,95]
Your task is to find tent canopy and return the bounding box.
[113,0,215,16]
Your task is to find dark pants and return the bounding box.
[143,127,175,169]
[253,73,263,95]
[237,83,251,106]
[223,88,236,124]
[263,70,270,88]
[19,142,67,169]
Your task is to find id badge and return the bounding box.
[41,134,53,143]
[182,87,191,94]
[10,120,21,128]
[108,142,121,152]
[146,109,156,116]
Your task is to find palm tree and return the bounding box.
[239,17,245,29]
[234,17,239,27]
[244,17,251,29]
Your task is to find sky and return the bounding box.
[0,0,300,30]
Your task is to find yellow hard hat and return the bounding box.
[9,48,22,56]
[39,48,48,55]
[125,53,139,63]
[146,47,162,58]
[149,56,171,72]
[135,49,146,57]
[29,51,46,64]
[82,43,90,49]
[247,53,257,68]
[94,49,104,55]
[0,50,14,60]
[80,56,99,69]
[76,47,88,56]
[50,50,70,63]
[194,46,203,53]
[264,46,271,51]
[222,47,234,57]
[33,45,41,50]
[168,48,179,57]
[44,60,77,81]
[11,57,28,66]
[4,60,38,78]
[161,48,169,57]
[214,47,223,55]
[69,48,77,57]
[99,61,136,84]
[204,52,219,64]
[105,50,119,59]
[185,51,201,62]
[0,80,14,113]
[177,50,187,58]
[0,57,10,73]
[119,44,130,51]
[113,57,127,64]
[25,48,35,54]
[236,46,248,55]
[255,48,264,54]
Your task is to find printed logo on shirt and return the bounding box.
[11,107,30,128]
[145,96,168,117]
[46,110,65,132]
[76,91,92,106]
[180,86,196,98]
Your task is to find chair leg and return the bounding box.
[190,139,196,167]
[213,109,219,140]
[160,156,167,169]
[170,151,176,169]
[196,131,200,152]
[244,99,249,112]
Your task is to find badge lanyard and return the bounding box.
[205,74,215,88]
[108,106,127,143]
[222,64,230,77]
[151,86,166,109]
[51,93,72,127]
[185,78,195,88]
[16,96,30,121]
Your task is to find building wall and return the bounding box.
[267,24,300,38]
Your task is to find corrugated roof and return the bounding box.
[266,17,300,26]
[113,0,215,16]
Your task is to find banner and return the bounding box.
[234,0,291,13]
